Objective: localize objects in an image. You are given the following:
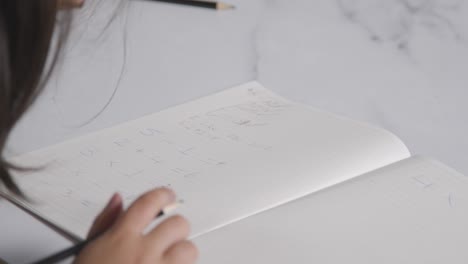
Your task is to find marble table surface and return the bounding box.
[1,0,467,262]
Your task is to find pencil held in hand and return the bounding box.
[31,188,196,264]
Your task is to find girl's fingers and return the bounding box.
[115,188,175,234]
[163,240,198,264]
[145,215,190,254]
[87,193,123,238]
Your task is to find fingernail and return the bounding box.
[105,193,120,210]
[160,187,176,201]
[167,188,176,201]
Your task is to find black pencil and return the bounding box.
[30,203,179,264]
[147,0,235,10]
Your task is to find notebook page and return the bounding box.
[8,82,409,239]
[195,156,468,264]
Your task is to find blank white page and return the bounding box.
[195,156,468,264]
[8,82,409,239]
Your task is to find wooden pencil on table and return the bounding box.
[148,0,235,10]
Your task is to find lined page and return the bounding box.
[8,82,409,239]
[195,156,468,264]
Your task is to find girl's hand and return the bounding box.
[74,188,198,264]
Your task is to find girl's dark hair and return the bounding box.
[0,1,72,197]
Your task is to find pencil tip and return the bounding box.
[217,2,235,10]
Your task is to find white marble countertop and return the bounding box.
[1,0,467,262]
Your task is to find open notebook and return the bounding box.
[195,156,468,263]
[2,82,466,261]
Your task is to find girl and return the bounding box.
[0,1,198,263]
